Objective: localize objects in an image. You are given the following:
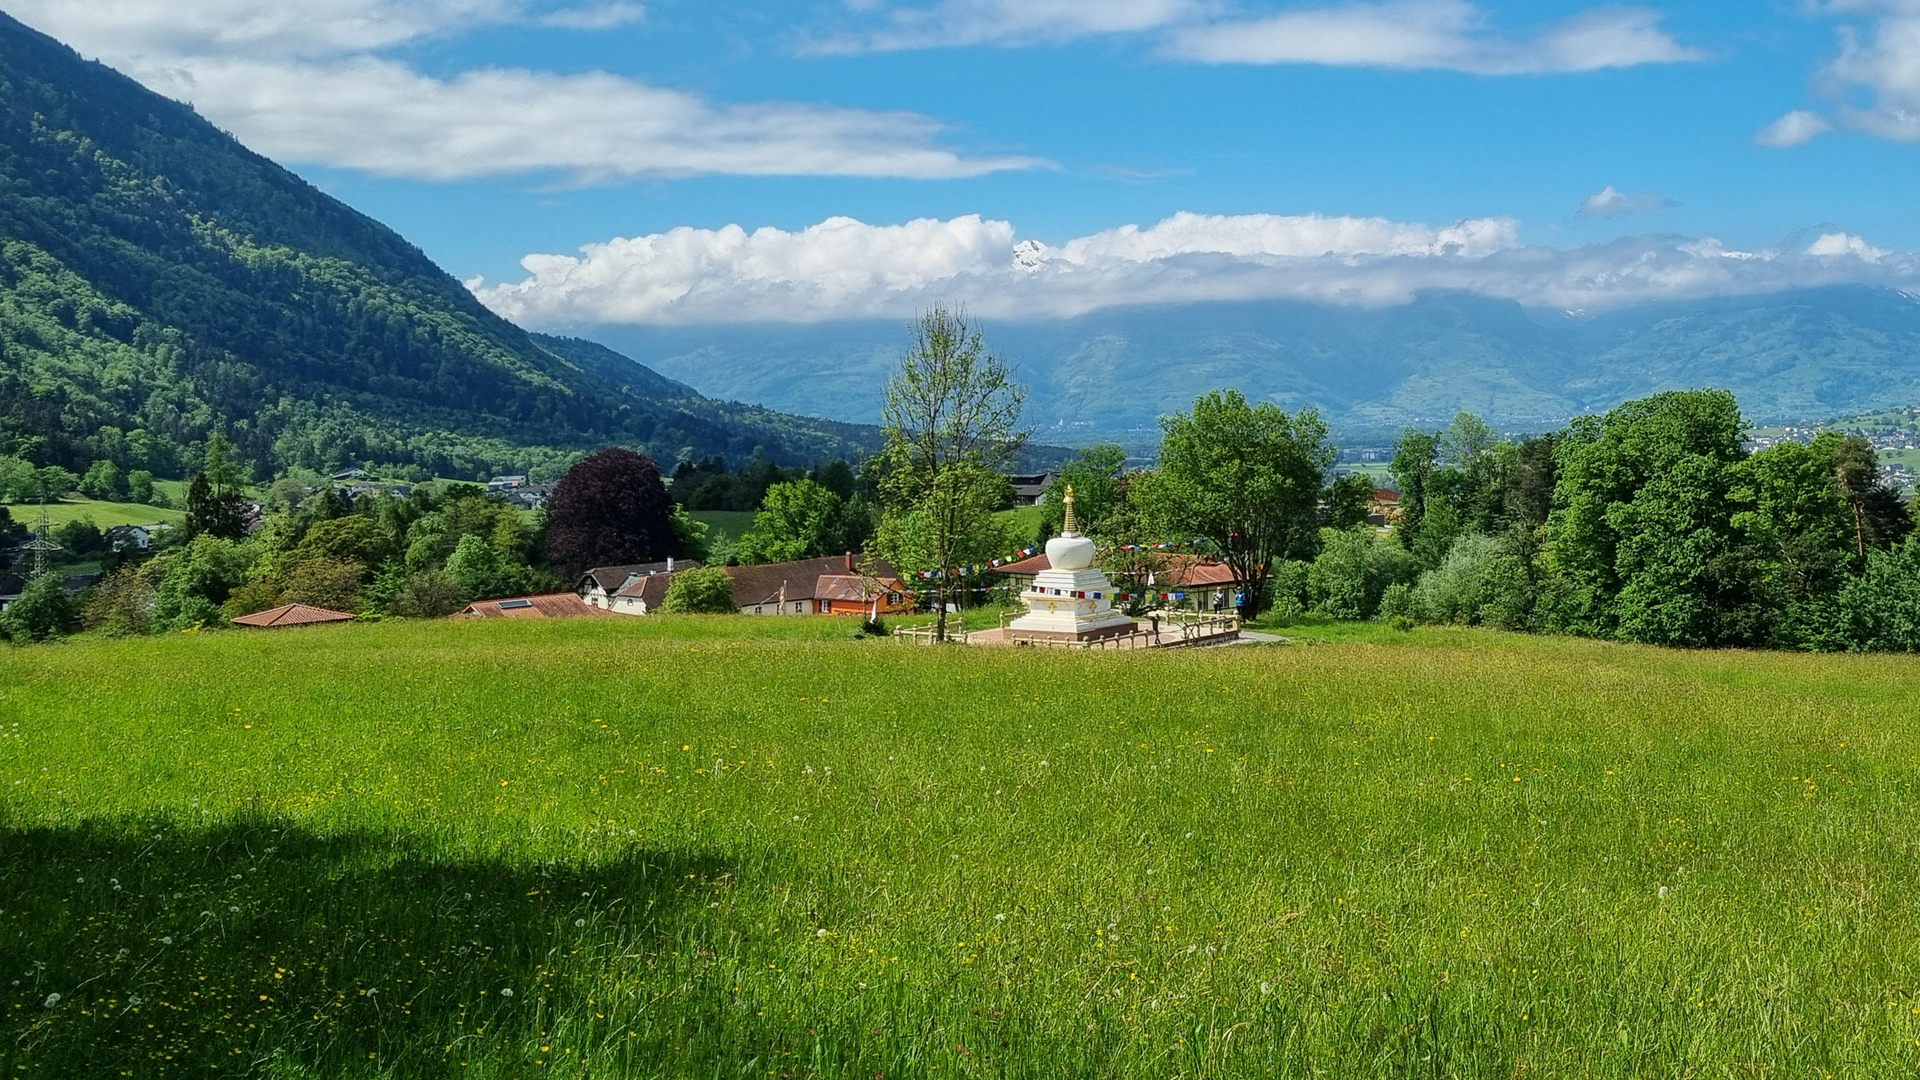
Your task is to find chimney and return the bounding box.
[667,557,675,572]
[844,551,853,572]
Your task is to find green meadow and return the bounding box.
[3,618,1919,1078]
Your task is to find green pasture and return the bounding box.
[687,509,756,541]
[3,619,1920,1078]
[4,495,183,529]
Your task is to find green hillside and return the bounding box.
[5,617,1920,1077]
[0,14,876,481]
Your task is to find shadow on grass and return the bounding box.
[0,815,730,1078]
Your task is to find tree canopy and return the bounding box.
[1133,390,1334,616]
[545,448,680,581]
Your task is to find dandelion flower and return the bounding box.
[43,993,60,1008]
[160,936,173,945]
[500,988,514,997]
[575,919,586,928]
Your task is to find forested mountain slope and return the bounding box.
[0,13,875,479]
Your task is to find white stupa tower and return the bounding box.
[1007,486,1138,644]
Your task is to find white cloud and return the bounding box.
[1164,1,1705,73]
[1780,1,1920,144]
[1755,109,1834,147]
[536,3,645,30]
[135,57,1036,181]
[470,211,1918,327]
[1805,231,1890,262]
[4,0,1033,182]
[810,0,1200,52]
[1578,185,1677,217]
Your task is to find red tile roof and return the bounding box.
[725,555,894,608]
[456,593,612,619]
[231,603,356,628]
[995,553,1051,576]
[814,574,909,603]
[612,572,678,609]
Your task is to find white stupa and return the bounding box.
[1007,486,1138,644]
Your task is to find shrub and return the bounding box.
[220,578,286,621]
[152,536,252,630]
[1266,594,1306,628]
[1414,533,1503,625]
[84,566,162,635]
[125,470,155,505]
[1310,528,1419,620]
[661,566,738,614]
[281,558,367,614]
[1,574,77,643]
[390,571,465,618]
[1832,539,1920,652]
[1377,582,1418,623]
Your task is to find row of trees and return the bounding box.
[854,308,1918,653]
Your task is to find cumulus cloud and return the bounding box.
[809,0,1200,52]
[1755,109,1834,147]
[469,211,1917,327]
[1578,185,1677,217]
[1773,2,1920,144]
[1164,1,1705,73]
[4,0,1032,182]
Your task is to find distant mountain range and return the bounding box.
[582,286,1920,442]
[0,13,878,480]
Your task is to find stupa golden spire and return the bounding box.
[1062,484,1078,536]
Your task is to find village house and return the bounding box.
[577,554,911,617]
[456,593,609,619]
[578,559,698,609]
[813,572,916,617]
[1008,473,1054,508]
[728,553,905,616]
[609,571,678,615]
[106,524,152,552]
[0,574,22,612]
[1369,488,1401,528]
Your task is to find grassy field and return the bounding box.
[4,619,1920,1078]
[6,496,184,529]
[687,510,757,542]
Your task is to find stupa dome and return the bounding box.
[1046,533,1096,571]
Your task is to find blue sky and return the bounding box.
[14,1,1920,325]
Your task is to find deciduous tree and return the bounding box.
[546,448,678,580]
[660,566,739,614]
[1132,390,1333,617]
[876,305,1027,641]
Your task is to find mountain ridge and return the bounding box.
[576,285,1920,438]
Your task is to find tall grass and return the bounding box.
[3,618,1918,1077]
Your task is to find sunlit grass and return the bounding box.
[3,617,1919,1077]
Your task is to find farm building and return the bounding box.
[813,573,916,617]
[231,603,356,629]
[726,554,905,616]
[456,593,610,619]
[1008,473,1054,507]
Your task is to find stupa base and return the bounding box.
[1005,617,1141,645]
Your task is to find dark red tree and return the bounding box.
[545,448,678,580]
